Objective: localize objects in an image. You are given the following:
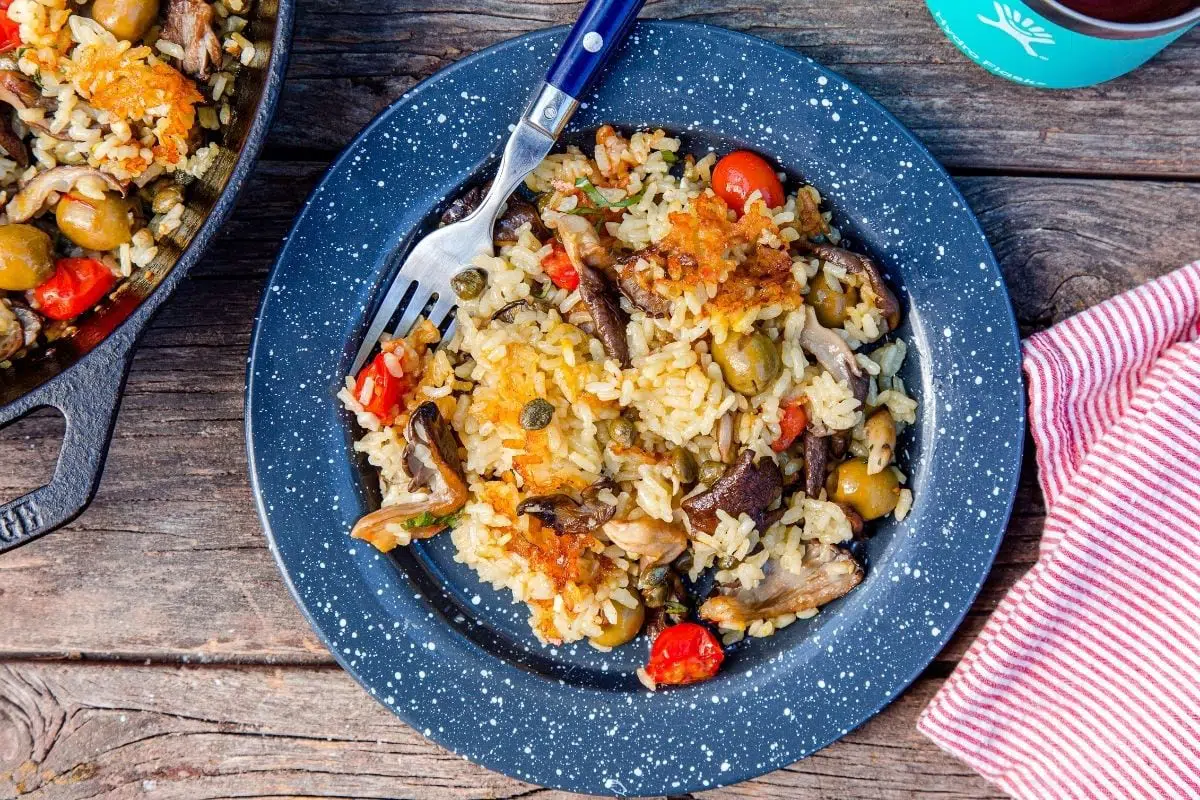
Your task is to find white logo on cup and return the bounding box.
[977,2,1055,60]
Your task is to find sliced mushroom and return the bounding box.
[439,184,485,227]
[350,500,451,551]
[602,517,688,568]
[0,71,63,141]
[490,298,545,324]
[802,433,827,498]
[6,166,125,223]
[403,401,467,512]
[162,0,224,80]
[799,306,868,403]
[555,213,610,269]
[681,449,782,534]
[494,195,547,244]
[829,430,850,459]
[576,262,630,367]
[699,545,863,627]
[803,243,901,331]
[864,408,896,475]
[0,299,23,360]
[613,250,671,318]
[0,112,27,167]
[836,502,865,539]
[441,183,547,244]
[9,300,39,347]
[517,479,617,536]
[351,403,468,551]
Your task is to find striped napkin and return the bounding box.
[918,262,1200,800]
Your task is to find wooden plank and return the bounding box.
[0,662,1003,799]
[1,173,1197,663]
[268,1,1200,176]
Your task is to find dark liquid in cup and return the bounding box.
[1057,0,1199,23]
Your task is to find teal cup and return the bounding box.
[926,0,1200,88]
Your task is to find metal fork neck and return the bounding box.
[525,83,579,138]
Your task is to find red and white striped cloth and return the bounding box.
[918,261,1200,800]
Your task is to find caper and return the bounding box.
[450,267,487,300]
[0,224,54,291]
[520,398,555,430]
[670,448,698,486]
[151,182,185,215]
[609,416,636,447]
[830,457,900,521]
[56,192,132,251]
[589,597,645,648]
[807,275,859,329]
[92,0,160,41]
[637,565,670,608]
[698,460,726,486]
[710,330,781,396]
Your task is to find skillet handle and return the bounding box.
[0,345,132,554]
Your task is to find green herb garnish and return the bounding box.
[573,177,645,210]
[660,151,677,164]
[401,510,460,531]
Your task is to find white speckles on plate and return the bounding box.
[246,21,1024,798]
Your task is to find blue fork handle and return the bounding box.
[545,0,645,100]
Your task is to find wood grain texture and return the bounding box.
[2,170,1197,665]
[5,4,1200,788]
[0,662,1003,799]
[268,0,1200,176]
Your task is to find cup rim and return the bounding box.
[1027,0,1200,38]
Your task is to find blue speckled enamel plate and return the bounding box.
[247,21,1024,796]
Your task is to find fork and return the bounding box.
[350,0,646,374]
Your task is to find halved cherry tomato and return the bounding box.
[0,1,21,54]
[771,400,809,453]
[31,258,117,321]
[541,241,579,291]
[354,352,410,425]
[712,150,785,216]
[645,622,724,686]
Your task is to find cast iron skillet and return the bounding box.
[0,0,294,553]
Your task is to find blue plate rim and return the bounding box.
[247,19,1026,796]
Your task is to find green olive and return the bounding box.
[831,457,900,521]
[698,459,725,486]
[609,416,636,447]
[56,192,132,252]
[711,330,781,396]
[0,224,54,291]
[589,597,645,648]
[671,447,698,486]
[450,267,487,300]
[807,276,859,328]
[520,398,555,431]
[92,0,160,41]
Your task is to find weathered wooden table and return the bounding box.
[2,2,1198,797]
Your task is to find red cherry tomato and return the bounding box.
[354,353,409,425]
[0,1,20,54]
[542,241,579,291]
[31,258,117,321]
[645,622,725,686]
[771,400,809,453]
[712,150,785,215]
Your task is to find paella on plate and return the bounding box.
[0,0,258,366]
[341,126,918,687]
